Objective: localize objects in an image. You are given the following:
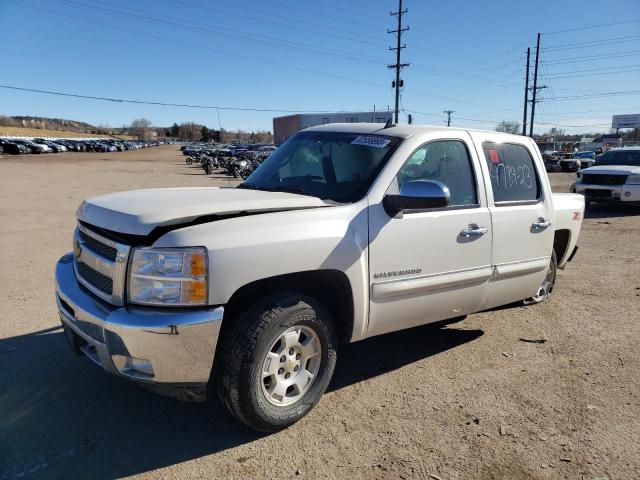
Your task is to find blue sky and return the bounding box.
[1,0,639,134]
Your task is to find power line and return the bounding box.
[543,34,640,51]
[543,18,640,35]
[537,107,640,116]
[404,109,611,129]
[211,0,384,37]
[258,0,386,31]
[10,0,511,112]
[544,50,640,65]
[7,1,392,90]
[301,0,387,24]
[546,68,640,80]
[172,0,379,46]
[547,63,640,75]
[0,84,362,113]
[547,90,640,100]
[46,0,388,65]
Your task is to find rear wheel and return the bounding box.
[524,250,557,304]
[215,293,337,432]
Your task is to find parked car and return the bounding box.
[576,151,595,169]
[557,152,580,172]
[34,139,66,153]
[542,153,561,172]
[572,147,640,207]
[55,124,584,432]
[0,139,29,154]
[10,139,49,153]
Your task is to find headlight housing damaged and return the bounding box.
[128,247,208,306]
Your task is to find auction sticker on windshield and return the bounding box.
[351,136,391,148]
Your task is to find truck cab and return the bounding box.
[55,124,584,431]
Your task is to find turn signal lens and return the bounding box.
[190,252,207,277]
[188,280,207,303]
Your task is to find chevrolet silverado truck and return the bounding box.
[55,124,584,431]
[572,147,640,208]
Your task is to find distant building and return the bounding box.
[272,110,393,145]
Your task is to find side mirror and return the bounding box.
[383,180,450,216]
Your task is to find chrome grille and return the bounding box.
[78,229,117,261]
[76,262,113,294]
[74,224,130,306]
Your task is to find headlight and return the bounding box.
[626,174,640,185]
[128,247,208,306]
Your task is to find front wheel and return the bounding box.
[215,294,337,432]
[524,250,557,305]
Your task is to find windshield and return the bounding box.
[595,150,640,167]
[240,131,401,202]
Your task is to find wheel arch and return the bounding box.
[219,269,355,345]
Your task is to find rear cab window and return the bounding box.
[482,142,541,205]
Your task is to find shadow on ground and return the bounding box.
[0,318,481,479]
[584,204,640,219]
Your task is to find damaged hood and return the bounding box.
[77,187,333,236]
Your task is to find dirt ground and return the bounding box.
[1,145,638,480]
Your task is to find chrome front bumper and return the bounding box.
[55,253,224,398]
[572,182,640,204]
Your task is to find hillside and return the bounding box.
[0,115,133,139]
[0,115,101,132]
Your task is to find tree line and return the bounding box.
[128,118,272,143]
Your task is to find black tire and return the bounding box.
[186,157,193,165]
[240,168,251,180]
[215,293,337,432]
[524,250,557,305]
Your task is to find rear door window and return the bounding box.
[482,142,541,204]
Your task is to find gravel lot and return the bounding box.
[1,145,638,480]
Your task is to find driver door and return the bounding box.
[367,135,492,336]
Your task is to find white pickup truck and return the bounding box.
[55,124,584,431]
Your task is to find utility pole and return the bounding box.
[529,33,542,137]
[443,110,454,127]
[522,47,530,136]
[387,0,409,124]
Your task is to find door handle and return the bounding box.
[531,217,552,231]
[460,223,488,238]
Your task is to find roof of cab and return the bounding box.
[303,122,520,140]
